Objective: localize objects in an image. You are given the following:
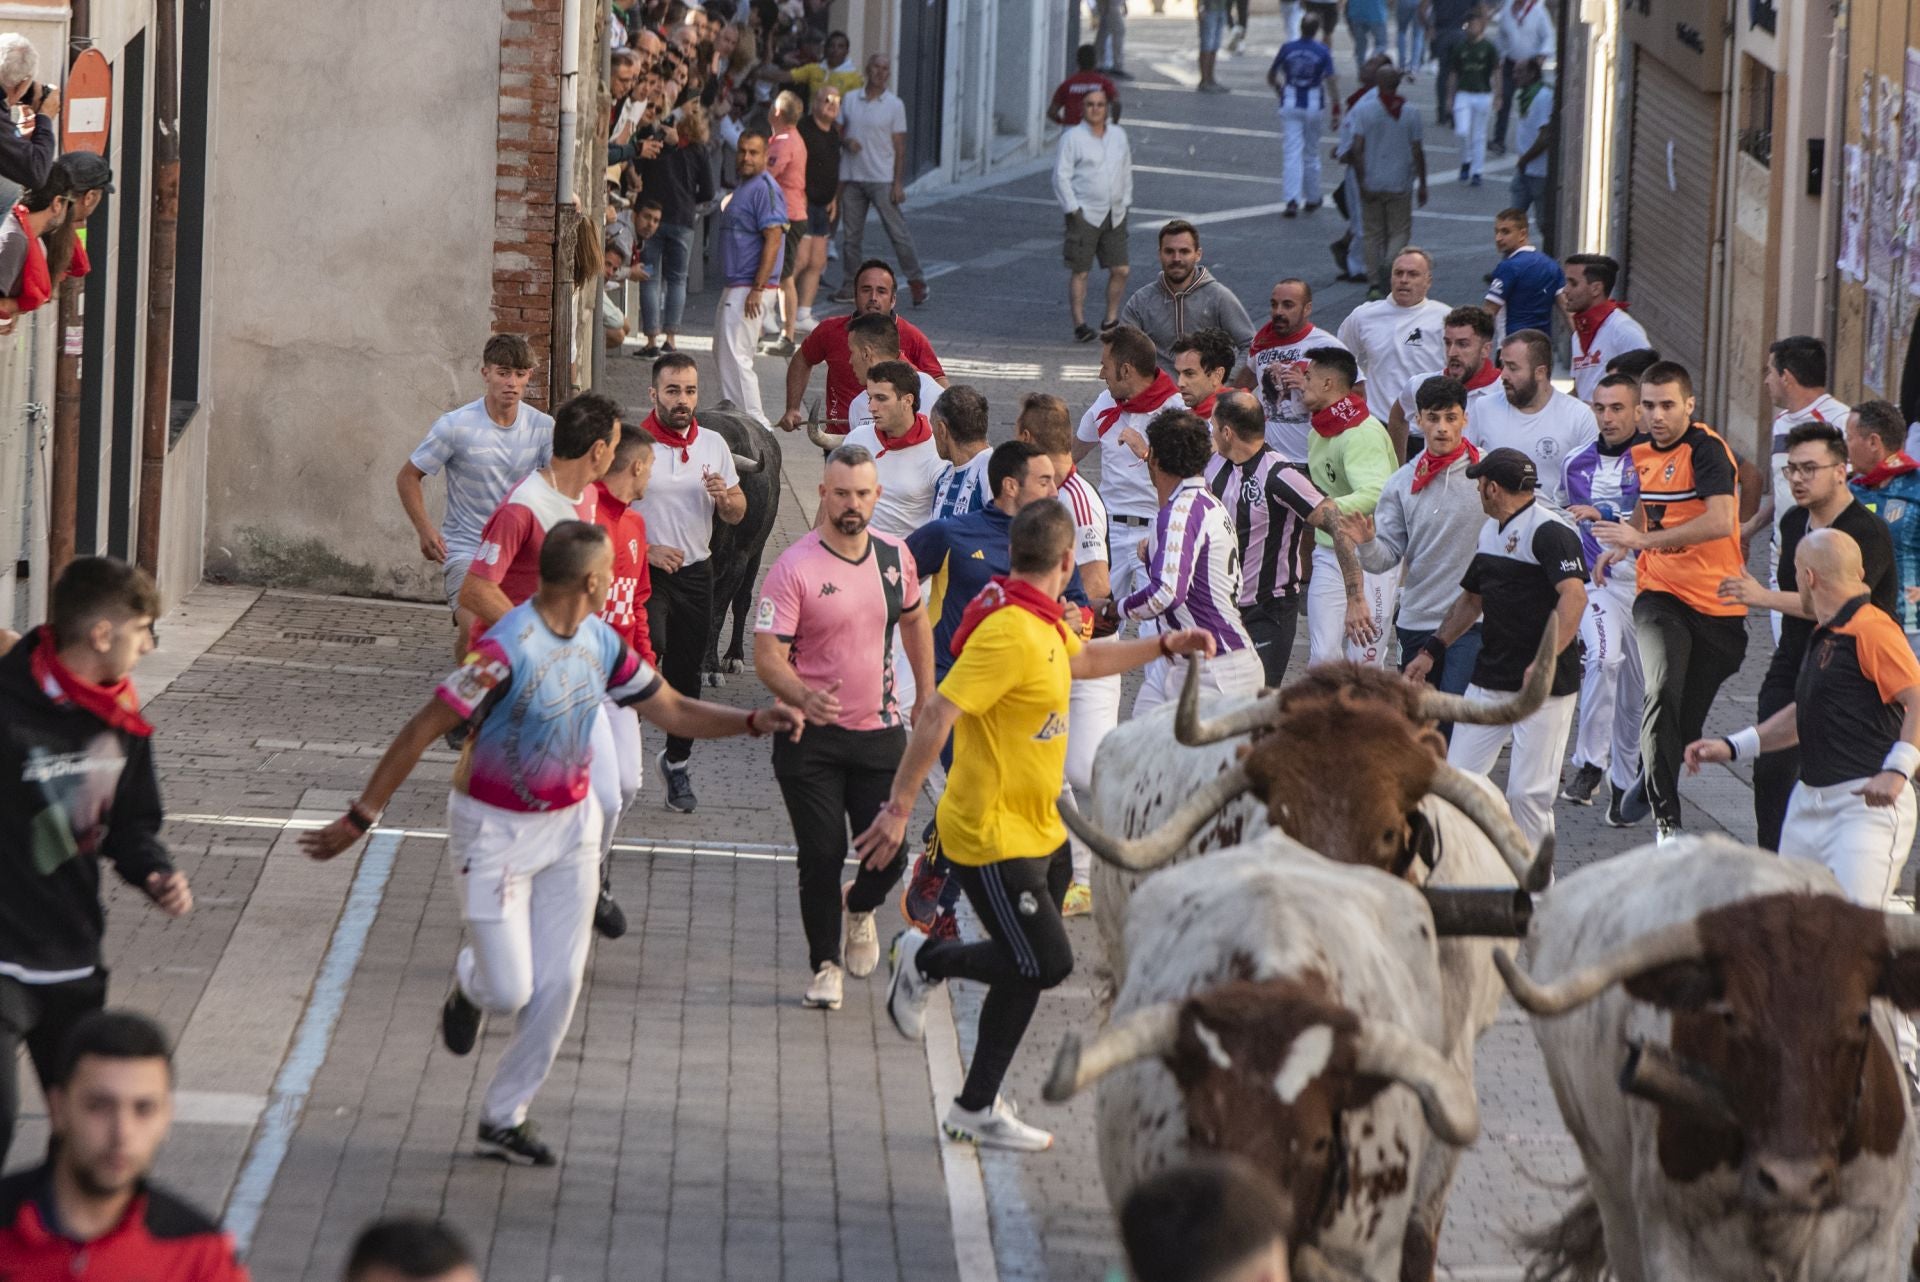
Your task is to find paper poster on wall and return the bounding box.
[1873,155,1900,286]
[1906,50,1920,167]
[1904,160,1920,296]
[1842,144,1868,281]
[1882,75,1901,159]
[1864,73,1877,146]
[1867,285,1891,393]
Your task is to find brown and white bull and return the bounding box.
[1047,838,1487,1282]
[1496,836,1920,1282]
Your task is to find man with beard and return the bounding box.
[1072,324,1188,605]
[1386,304,1501,459]
[777,260,948,434]
[1466,329,1596,507]
[756,446,934,1014]
[1117,219,1255,376]
[1245,278,1349,461]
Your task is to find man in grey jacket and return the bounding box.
[1341,374,1485,709]
[1118,219,1256,375]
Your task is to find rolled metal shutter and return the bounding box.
[1624,52,1721,378]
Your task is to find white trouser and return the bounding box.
[1452,90,1493,176]
[590,700,644,869]
[1573,578,1643,788]
[1307,544,1398,667]
[448,790,601,1128]
[1341,170,1366,275]
[1446,687,1579,850]
[1279,0,1301,39]
[1278,106,1325,205]
[714,286,767,425]
[1064,673,1125,884]
[1133,646,1263,721]
[1108,515,1154,605]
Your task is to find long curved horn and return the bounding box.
[1044,1003,1180,1102]
[1424,763,1553,891]
[1174,653,1285,745]
[731,452,764,475]
[808,424,848,450]
[1349,1017,1480,1146]
[1618,1038,1737,1127]
[1493,918,1705,1017]
[1415,615,1559,726]
[1057,766,1254,873]
[1422,886,1534,938]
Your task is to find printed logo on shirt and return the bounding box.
[970,549,987,559]
[884,564,902,587]
[478,541,502,565]
[1033,711,1069,741]
[1405,328,1426,346]
[1559,557,1582,574]
[1888,500,1909,524]
[819,582,841,597]
[629,539,640,561]
[450,657,510,706]
[1018,891,1039,916]
[1505,531,1520,554]
[756,597,777,630]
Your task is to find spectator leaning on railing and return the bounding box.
[0,161,72,329]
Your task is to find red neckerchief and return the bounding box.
[949,576,1068,658]
[1310,394,1370,438]
[876,413,933,456]
[1249,320,1313,354]
[1191,393,1218,420]
[643,408,698,462]
[1570,300,1624,353]
[1463,360,1500,391]
[1094,370,1179,436]
[10,207,50,312]
[1345,85,1372,111]
[1375,90,1406,120]
[67,236,90,280]
[26,626,152,737]
[1411,439,1480,493]
[1857,451,1920,489]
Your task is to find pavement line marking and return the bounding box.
[222,828,401,1255]
[924,984,1001,1282]
[1135,163,1280,185]
[1122,117,1281,138]
[168,812,805,861]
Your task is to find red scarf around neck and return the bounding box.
[876,413,933,456]
[10,207,50,313]
[1310,394,1371,439]
[1463,359,1500,391]
[949,576,1068,659]
[1375,90,1406,119]
[1858,451,1920,490]
[27,626,153,737]
[1570,300,1625,353]
[643,409,699,462]
[1094,370,1180,436]
[1412,439,1480,493]
[1191,393,1219,420]
[1249,320,1313,354]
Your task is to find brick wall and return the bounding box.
[495,0,562,406]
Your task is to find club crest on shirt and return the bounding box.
[755,597,777,630]
[1505,531,1520,553]
[1033,711,1069,741]
[884,564,902,586]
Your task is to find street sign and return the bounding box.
[62,49,112,154]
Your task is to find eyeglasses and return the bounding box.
[1778,461,1843,479]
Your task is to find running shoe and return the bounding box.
[1470,175,1483,187]
[845,890,881,978]
[886,928,936,1041]
[1062,882,1093,918]
[477,1120,556,1167]
[930,909,960,942]
[795,313,819,336]
[594,881,628,940]
[1459,163,1470,181]
[804,961,844,1010]
[910,279,930,306]
[830,285,856,303]
[1227,23,1246,51]
[441,980,482,1056]
[901,854,946,929]
[1655,820,1682,846]
[1198,81,1231,95]
[942,1096,1053,1152]
[1303,200,1323,213]
[635,341,661,359]
[1074,323,1098,343]
[760,334,796,358]
[1282,201,1299,218]
[1560,763,1604,806]
[1604,782,1640,829]
[657,751,696,813]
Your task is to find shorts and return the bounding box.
[805,200,833,236]
[1064,211,1128,274]
[780,220,803,281]
[1198,5,1228,50]
[443,557,471,612]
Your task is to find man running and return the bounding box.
[1744,336,1852,640]
[1301,346,1398,664]
[1560,253,1649,402]
[1406,447,1587,846]
[858,502,1216,1152]
[1467,329,1597,507]
[777,260,947,434]
[1171,326,1235,422]
[843,355,947,538]
[1073,324,1186,604]
[842,315,946,445]
[1847,400,1920,658]
[1337,247,1452,455]
[1385,304,1501,459]
[303,521,798,1167]
[930,385,994,520]
[1246,278,1347,462]
[756,446,933,1013]
[397,335,551,659]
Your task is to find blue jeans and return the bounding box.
[640,222,695,335]
[1509,170,1549,219]
[1398,623,1481,739]
[1348,16,1388,73]
[1395,0,1426,68]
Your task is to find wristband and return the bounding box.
[1726,726,1762,762]
[1158,633,1176,658]
[879,799,912,820]
[745,708,765,737]
[1884,741,1920,779]
[1421,635,1447,664]
[344,802,379,834]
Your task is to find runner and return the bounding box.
[1560,253,1649,402]
[1301,346,1399,665]
[756,445,933,1013]
[1337,247,1452,454]
[1744,335,1851,639]
[301,521,799,1167]
[842,354,946,537]
[1072,324,1187,605]
[842,315,945,446]
[1467,329,1597,507]
[776,260,947,434]
[1170,326,1235,422]
[857,501,1216,1152]
[1385,304,1501,459]
[929,385,994,520]
[1245,278,1347,462]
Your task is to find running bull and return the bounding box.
[1045,839,1494,1282]
[1496,836,1920,1282]
[697,405,781,685]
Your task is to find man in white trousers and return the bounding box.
[1405,448,1587,847]
[1300,346,1399,665]
[712,130,787,425]
[1073,324,1186,608]
[302,521,799,1166]
[1268,18,1338,218]
[1330,53,1390,284]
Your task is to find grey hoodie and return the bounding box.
[1357,451,1485,630]
[1118,265,1257,374]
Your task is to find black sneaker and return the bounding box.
[1615,771,1653,825]
[594,881,628,940]
[477,1120,557,1166]
[1283,200,1299,218]
[1604,782,1640,828]
[1459,163,1470,181]
[441,980,482,1056]
[657,750,696,813]
[1560,763,1604,806]
[1303,199,1323,213]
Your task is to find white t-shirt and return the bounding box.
[1767,391,1854,587]
[408,399,555,562]
[1466,389,1598,508]
[1248,324,1345,461]
[637,425,741,565]
[1568,307,1652,403]
[840,89,909,184]
[1058,469,1112,567]
[843,421,946,538]
[1337,297,1454,425]
[1395,368,1505,428]
[847,372,945,440]
[1075,384,1186,519]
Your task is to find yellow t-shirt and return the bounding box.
[791,63,867,101]
[935,606,1081,865]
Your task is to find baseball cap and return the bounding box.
[1464,446,1538,492]
[57,151,114,193]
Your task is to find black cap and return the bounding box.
[57,151,114,193]
[1464,446,1537,492]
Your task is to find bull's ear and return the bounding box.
[1623,960,1723,1011]
[1877,951,1920,1010]
[1394,810,1438,879]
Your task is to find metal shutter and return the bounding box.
[1624,52,1721,378]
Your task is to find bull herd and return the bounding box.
[1050,621,1920,1282]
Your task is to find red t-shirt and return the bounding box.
[1050,71,1120,125]
[799,314,948,424]
[467,472,598,642]
[593,481,656,664]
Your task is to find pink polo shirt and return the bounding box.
[755,529,920,730]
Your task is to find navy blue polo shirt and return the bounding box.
[1487,247,1565,338]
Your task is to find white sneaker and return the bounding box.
[886,928,937,1040]
[804,961,844,1010]
[845,902,880,978]
[795,313,819,336]
[943,1096,1053,1152]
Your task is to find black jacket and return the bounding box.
[636,141,716,227]
[0,630,171,976]
[0,112,56,192]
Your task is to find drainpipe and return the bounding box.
[135,0,180,577]
[590,9,608,392]
[550,0,581,401]
[1813,0,1848,346]
[49,0,89,577]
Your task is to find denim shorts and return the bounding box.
[805,200,833,236]
[1198,6,1228,50]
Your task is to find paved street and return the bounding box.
[5,8,1898,1282]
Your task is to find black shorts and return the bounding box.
[1064,211,1128,273]
[780,221,803,280]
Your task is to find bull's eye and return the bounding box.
[1313,1137,1329,1153]
[1860,1009,1873,1028]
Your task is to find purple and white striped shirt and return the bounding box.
[1205,448,1327,607]
[1122,477,1254,653]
